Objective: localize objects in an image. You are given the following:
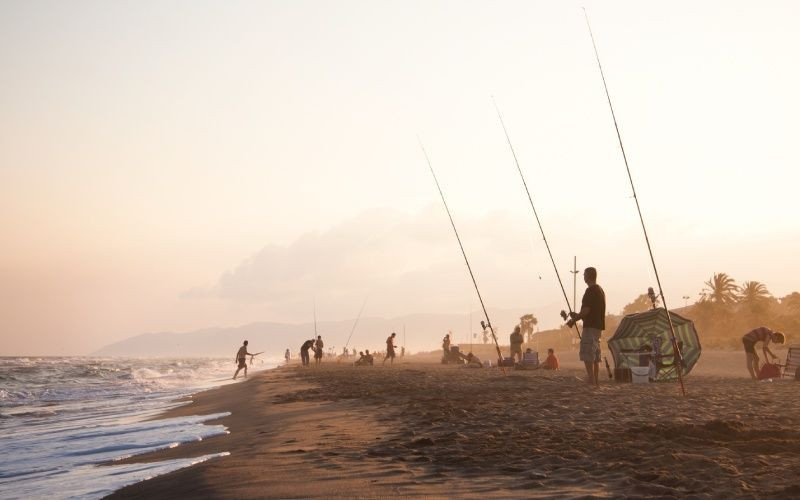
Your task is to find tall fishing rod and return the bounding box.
[492,97,582,340]
[419,139,505,369]
[583,9,686,396]
[342,297,367,357]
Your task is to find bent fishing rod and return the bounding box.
[583,8,686,396]
[419,139,505,370]
[492,97,582,340]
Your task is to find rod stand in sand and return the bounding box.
[583,8,686,395]
[419,139,505,374]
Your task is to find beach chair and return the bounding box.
[517,351,539,370]
[782,345,800,379]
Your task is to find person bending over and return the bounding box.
[742,326,785,380]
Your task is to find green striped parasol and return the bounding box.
[608,308,701,380]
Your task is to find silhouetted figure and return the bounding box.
[233,340,252,380]
[300,339,314,367]
[284,348,290,364]
[742,327,785,380]
[314,335,324,364]
[383,333,397,364]
[542,348,559,370]
[442,333,451,359]
[567,267,606,386]
[510,325,524,363]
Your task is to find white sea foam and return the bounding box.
[0,356,278,499]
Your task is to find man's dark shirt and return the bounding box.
[581,284,606,330]
[301,340,314,352]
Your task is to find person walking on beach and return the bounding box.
[314,335,324,364]
[284,348,291,364]
[510,325,524,364]
[442,333,451,359]
[384,332,397,365]
[567,267,606,386]
[300,339,314,367]
[233,340,253,380]
[742,326,785,380]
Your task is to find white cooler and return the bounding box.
[630,366,650,384]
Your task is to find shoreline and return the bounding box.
[109,351,800,498]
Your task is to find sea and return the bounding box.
[0,356,278,499]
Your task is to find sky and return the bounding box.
[1,0,798,355]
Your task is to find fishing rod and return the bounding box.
[419,139,505,370]
[342,297,367,357]
[583,8,686,396]
[492,97,582,340]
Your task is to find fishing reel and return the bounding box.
[480,320,488,331]
[560,310,579,328]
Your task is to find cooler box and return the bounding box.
[630,366,650,384]
[450,345,460,355]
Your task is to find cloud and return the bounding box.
[184,205,549,321]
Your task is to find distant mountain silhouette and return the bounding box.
[92,308,546,358]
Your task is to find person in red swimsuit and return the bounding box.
[742,327,785,380]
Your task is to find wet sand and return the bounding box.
[109,350,800,498]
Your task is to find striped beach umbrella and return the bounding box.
[608,308,701,380]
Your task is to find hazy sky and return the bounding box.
[2,0,798,355]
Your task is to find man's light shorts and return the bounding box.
[580,327,602,363]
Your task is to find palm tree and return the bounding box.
[701,273,738,305]
[738,281,771,306]
[519,314,538,343]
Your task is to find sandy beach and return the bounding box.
[109,350,800,498]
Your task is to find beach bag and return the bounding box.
[758,363,781,380]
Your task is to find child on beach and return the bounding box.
[742,327,785,380]
[542,348,559,370]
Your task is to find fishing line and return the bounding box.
[492,97,582,340]
[583,8,686,396]
[418,138,505,370]
[342,297,367,355]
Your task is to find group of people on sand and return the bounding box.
[234,266,787,382]
[298,336,325,366]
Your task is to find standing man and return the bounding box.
[233,340,253,380]
[300,339,315,367]
[284,348,291,364]
[442,333,451,360]
[567,267,606,386]
[384,332,397,365]
[509,325,524,364]
[314,335,324,364]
